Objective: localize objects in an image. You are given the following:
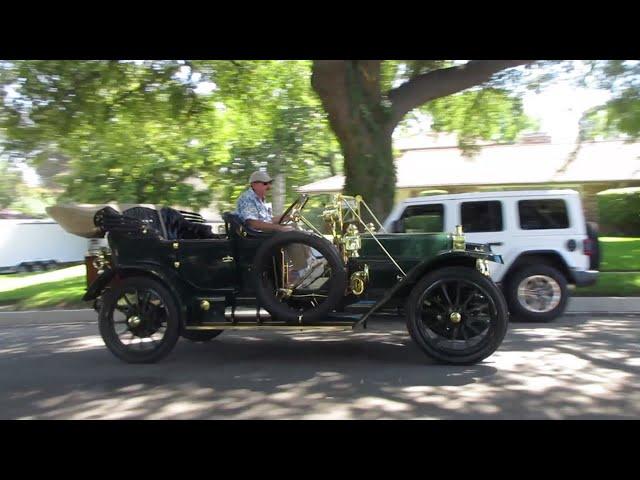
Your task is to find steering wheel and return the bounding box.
[278,195,309,225]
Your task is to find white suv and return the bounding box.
[383,189,599,322]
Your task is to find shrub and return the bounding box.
[597,187,640,236]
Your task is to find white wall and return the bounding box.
[0,220,89,269]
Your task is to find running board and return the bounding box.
[185,322,355,331]
[186,311,362,331]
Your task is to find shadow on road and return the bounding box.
[0,315,638,419]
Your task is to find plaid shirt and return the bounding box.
[235,188,273,224]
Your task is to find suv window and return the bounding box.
[400,204,444,233]
[461,201,503,232]
[518,199,569,230]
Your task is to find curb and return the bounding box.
[566,297,640,314]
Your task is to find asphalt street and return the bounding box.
[1,313,638,419]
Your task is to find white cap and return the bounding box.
[249,171,273,184]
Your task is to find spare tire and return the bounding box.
[586,222,600,270]
[252,231,347,324]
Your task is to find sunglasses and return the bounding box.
[260,181,273,186]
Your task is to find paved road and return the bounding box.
[1,315,639,419]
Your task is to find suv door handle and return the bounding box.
[487,242,503,246]
[222,256,234,263]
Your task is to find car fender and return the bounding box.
[82,264,190,325]
[352,249,502,328]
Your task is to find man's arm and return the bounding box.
[246,219,292,232]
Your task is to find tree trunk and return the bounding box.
[341,123,395,222]
[273,172,286,216]
[312,60,395,220]
[272,155,286,215]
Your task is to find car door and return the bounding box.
[175,239,237,290]
[457,199,509,281]
[513,196,585,270]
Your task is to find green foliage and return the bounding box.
[424,88,538,155]
[208,60,340,212]
[1,60,221,207]
[579,108,619,140]
[3,59,637,222]
[579,60,640,140]
[596,187,640,236]
[0,60,339,212]
[0,160,21,209]
[9,184,54,217]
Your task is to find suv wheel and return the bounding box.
[506,264,568,322]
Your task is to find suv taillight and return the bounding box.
[583,238,593,256]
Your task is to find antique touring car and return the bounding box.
[48,194,509,365]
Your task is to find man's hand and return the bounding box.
[273,213,291,224]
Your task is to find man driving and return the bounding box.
[235,171,292,232]
[235,170,324,287]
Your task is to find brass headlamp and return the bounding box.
[452,225,466,251]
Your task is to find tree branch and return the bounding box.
[387,60,534,129]
[303,149,338,176]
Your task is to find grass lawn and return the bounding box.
[570,237,640,296]
[0,265,89,310]
[600,237,640,271]
[573,272,640,297]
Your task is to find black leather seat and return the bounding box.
[95,206,163,239]
[122,207,165,238]
[117,206,217,240]
[223,212,272,239]
[160,207,216,240]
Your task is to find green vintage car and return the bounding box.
[51,194,509,365]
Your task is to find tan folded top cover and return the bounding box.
[46,203,157,238]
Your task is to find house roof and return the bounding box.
[297,140,640,194]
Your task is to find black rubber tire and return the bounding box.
[181,329,224,342]
[252,231,347,324]
[586,222,600,271]
[98,276,181,363]
[406,266,509,365]
[505,264,568,322]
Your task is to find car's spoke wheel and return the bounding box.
[406,266,508,365]
[99,277,180,363]
[253,231,347,324]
